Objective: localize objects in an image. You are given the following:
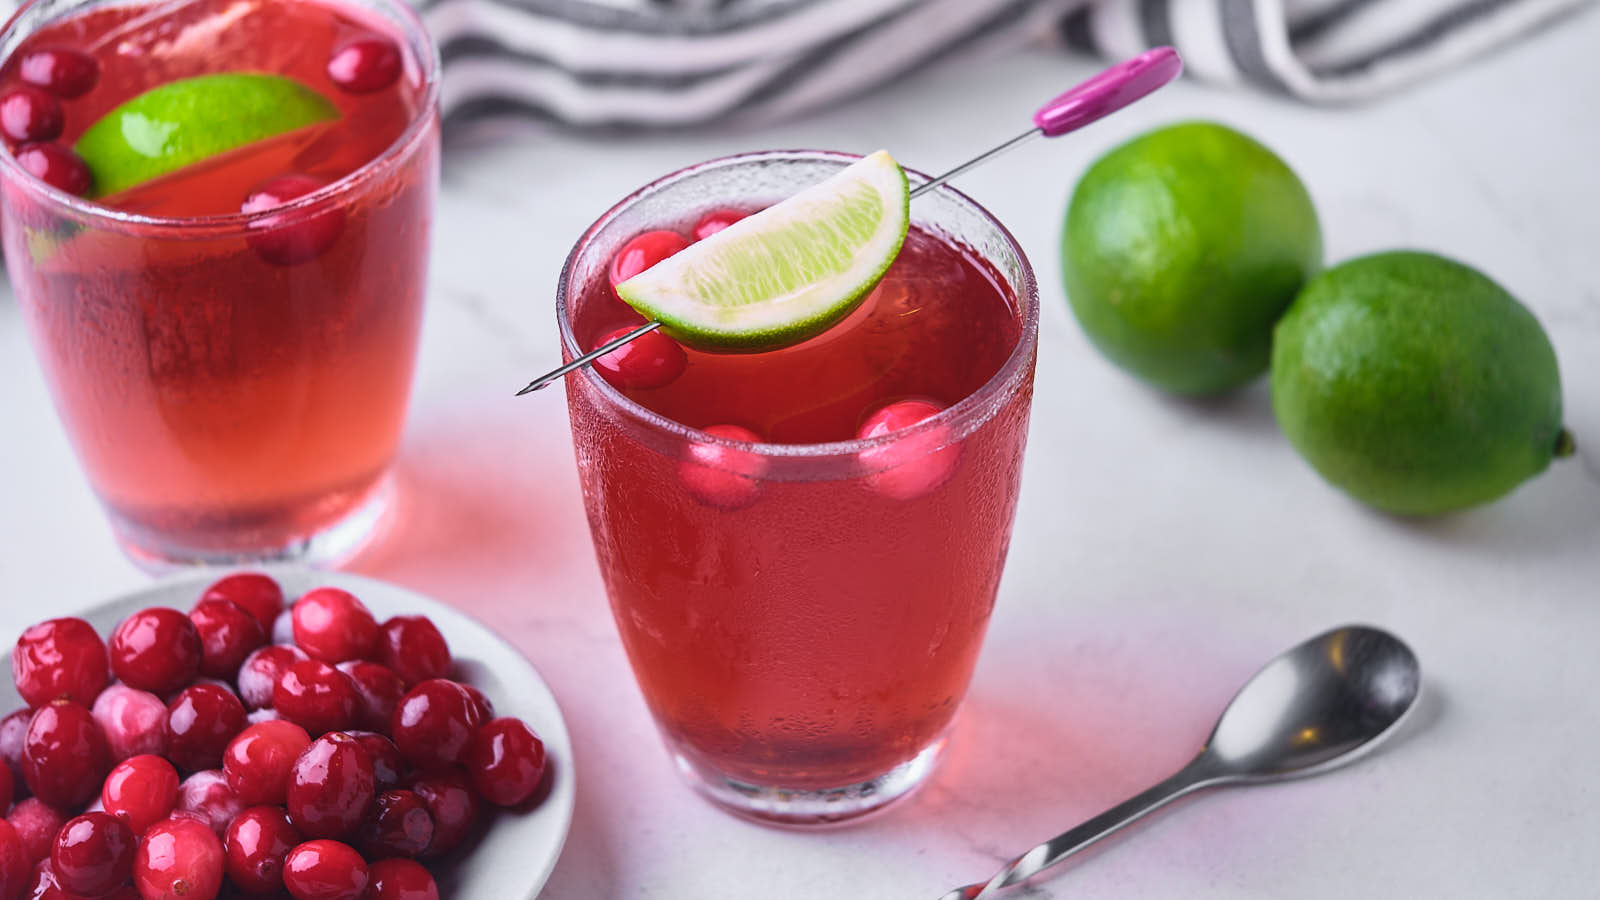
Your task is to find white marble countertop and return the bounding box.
[3,15,1599,900]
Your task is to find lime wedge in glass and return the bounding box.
[616,149,910,351]
[75,73,339,197]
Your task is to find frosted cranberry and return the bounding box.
[0,88,62,143]
[355,790,432,860]
[466,717,547,807]
[692,208,747,241]
[592,326,687,390]
[101,754,179,836]
[5,799,65,866]
[242,175,345,266]
[334,663,403,733]
[17,48,97,98]
[679,424,767,509]
[134,816,223,900]
[189,600,267,680]
[856,398,961,500]
[272,610,295,645]
[273,661,359,736]
[390,680,478,771]
[290,589,378,665]
[224,806,300,895]
[14,143,90,196]
[199,573,285,632]
[343,732,402,791]
[91,684,169,761]
[609,229,688,288]
[237,645,307,710]
[51,812,133,896]
[459,685,493,725]
[365,858,438,900]
[326,37,401,94]
[374,618,450,688]
[21,700,108,809]
[0,820,25,900]
[286,733,373,840]
[1,709,30,794]
[176,770,244,837]
[11,618,109,709]
[108,608,201,696]
[222,720,311,806]
[408,771,478,859]
[166,684,247,772]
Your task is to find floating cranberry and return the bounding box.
[101,754,180,836]
[408,771,479,859]
[51,812,134,897]
[390,680,479,771]
[466,717,547,807]
[223,720,311,806]
[1,709,30,793]
[459,684,493,725]
[17,48,97,98]
[344,732,403,791]
[327,36,401,94]
[21,700,108,809]
[134,816,223,900]
[189,599,268,680]
[679,424,767,509]
[176,769,245,837]
[14,143,91,196]
[237,644,307,710]
[366,858,438,900]
[287,733,374,840]
[165,684,246,772]
[0,820,25,900]
[5,798,65,866]
[0,87,62,144]
[273,661,359,736]
[375,617,450,688]
[335,662,404,733]
[108,608,202,696]
[592,326,688,390]
[356,790,432,860]
[199,572,285,632]
[609,229,688,288]
[290,588,378,664]
[11,618,108,709]
[242,175,345,266]
[692,208,747,241]
[91,684,169,761]
[856,398,961,500]
[224,806,301,895]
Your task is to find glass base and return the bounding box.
[110,475,396,574]
[671,735,948,827]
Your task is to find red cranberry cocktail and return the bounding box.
[560,151,1039,824]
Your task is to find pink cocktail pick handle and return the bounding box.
[1033,46,1183,137]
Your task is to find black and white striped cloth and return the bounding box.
[428,0,1593,128]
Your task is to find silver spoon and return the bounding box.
[939,624,1422,900]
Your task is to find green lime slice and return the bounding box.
[617,149,910,351]
[75,73,339,197]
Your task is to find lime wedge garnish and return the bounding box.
[617,149,910,351]
[75,73,339,197]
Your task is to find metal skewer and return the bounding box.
[517,46,1182,397]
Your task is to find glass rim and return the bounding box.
[0,0,441,237]
[556,148,1041,460]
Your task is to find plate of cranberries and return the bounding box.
[0,568,574,900]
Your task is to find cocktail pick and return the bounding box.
[517,46,1183,396]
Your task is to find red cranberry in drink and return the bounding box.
[17,48,97,98]
[366,858,439,900]
[102,754,180,836]
[134,816,223,900]
[199,573,285,632]
[459,684,493,724]
[466,717,547,807]
[286,733,374,840]
[91,684,169,761]
[176,769,245,837]
[237,645,307,710]
[679,424,767,509]
[592,325,688,390]
[5,798,65,866]
[355,790,432,860]
[11,618,108,709]
[390,680,479,771]
[282,839,367,900]
[0,88,62,143]
[242,175,346,266]
[189,600,268,680]
[408,770,479,858]
[1,709,31,793]
[343,732,403,791]
[50,812,134,897]
[273,661,359,736]
[692,208,747,241]
[375,617,451,688]
[21,700,108,809]
[0,820,25,900]
[108,608,202,696]
[290,588,378,664]
[224,806,301,895]
[609,229,689,288]
[223,720,310,806]
[165,684,247,772]
[334,662,404,733]
[856,398,961,500]
[14,143,91,197]
[327,37,402,94]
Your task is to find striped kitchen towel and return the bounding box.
[429,0,1593,128]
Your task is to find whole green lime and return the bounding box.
[1062,121,1322,395]
[1271,250,1572,516]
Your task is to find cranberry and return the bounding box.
[241,175,345,266]
[591,326,688,390]
[224,806,301,895]
[343,732,403,791]
[355,790,432,860]
[390,680,479,771]
[102,754,179,836]
[272,661,359,737]
[108,608,202,696]
[679,424,767,509]
[326,37,401,94]
[0,88,62,144]
[856,398,961,499]
[0,820,25,900]
[466,717,547,807]
[374,618,450,688]
[21,700,108,809]
[0,764,10,814]
[14,143,91,196]
[51,812,134,897]
[176,770,244,837]
[90,684,169,761]
[199,573,285,632]
[17,48,97,98]
[459,684,493,725]
[334,662,403,733]
[134,816,223,900]
[290,589,378,665]
[272,610,295,645]
[246,708,282,725]
[165,684,247,772]
[1,709,31,794]
[692,208,747,241]
[11,619,108,709]
[5,799,65,866]
[237,645,307,710]
[609,229,688,287]
[188,600,268,680]
[365,858,438,900]
[408,771,479,858]
[221,720,311,807]
[286,733,373,840]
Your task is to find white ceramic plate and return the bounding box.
[0,566,575,900]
